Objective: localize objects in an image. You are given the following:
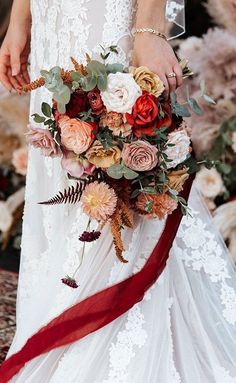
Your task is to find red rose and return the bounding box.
[88,88,106,115]
[65,91,89,118]
[126,92,159,137]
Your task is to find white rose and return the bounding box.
[164,130,191,169]
[195,168,224,199]
[101,73,142,114]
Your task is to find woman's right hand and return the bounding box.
[0,19,31,92]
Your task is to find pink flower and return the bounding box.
[12,147,28,176]
[81,181,117,221]
[59,116,96,155]
[61,150,95,178]
[26,125,60,157]
[122,140,158,171]
[136,193,178,220]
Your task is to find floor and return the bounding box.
[0,268,18,363]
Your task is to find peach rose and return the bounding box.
[59,116,96,155]
[136,193,178,220]
[122,140,158,171]
[12,147,28,176]
[129,66,165,97]
[26,125,60,157]
[86,140,121,168]
[100,112,132,137]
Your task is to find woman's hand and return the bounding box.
[132,33,183,99]
[0,19,31,92]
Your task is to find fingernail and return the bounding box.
[12,69,18,76]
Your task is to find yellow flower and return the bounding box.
[167,168,189,192]
[129,66,165,97]
[81,181,117,221]
[85,140,121,168]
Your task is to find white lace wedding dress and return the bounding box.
[6,1,236,382]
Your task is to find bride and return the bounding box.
[0,0,236,382]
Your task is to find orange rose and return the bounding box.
[59,116,96,155]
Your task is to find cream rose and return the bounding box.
[59,116,95,155]
[100,73,142,114]
[129,66,165,97]
[164,130,191,169]
[122,140,158,171]
[195,167,224,199]
[86,140,121,168]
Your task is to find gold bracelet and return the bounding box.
[133,28,167,41]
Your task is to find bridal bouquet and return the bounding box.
[23,46,214,287]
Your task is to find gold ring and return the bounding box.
[167,72,177,78]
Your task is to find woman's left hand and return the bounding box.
[132,33,183,99]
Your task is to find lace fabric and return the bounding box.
[6,1,236,382]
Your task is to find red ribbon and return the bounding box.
[0,176,194,382]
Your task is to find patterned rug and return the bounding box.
[0,269,17,363]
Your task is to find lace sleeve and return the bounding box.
[166,0,185,39]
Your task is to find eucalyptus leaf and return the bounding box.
[140,187,157,195]
[106,63,124,74]
[173,103,191,117]
[41,102,52,118]
[123,167,139,180]
[203,94,216,105]
[188,98,203,116]
[200,79,205,97]
[32,113,46,123]
[57,102,66,114]
[217,162,232,175]
[131,189,141,198]
[107,164,124,179]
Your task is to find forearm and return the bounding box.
[135,0,167,33]
[9,0,31,27]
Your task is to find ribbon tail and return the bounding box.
[0,176,194,383]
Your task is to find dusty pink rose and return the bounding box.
[26,125,60,157]
[61,151,95,178]
[122,140,158,171]
[12,146,28,176]
[59,116,96,155]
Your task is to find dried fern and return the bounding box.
[39,182,86,205]
[38,172,105,206]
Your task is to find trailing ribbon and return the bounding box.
[0,176,194,382]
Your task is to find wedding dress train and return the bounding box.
[4,1,236,382]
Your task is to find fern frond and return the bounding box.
[38,181,86,205]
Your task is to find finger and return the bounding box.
[10,47,21,76]
[21,62,30,84]
[7,68,22,91]
[0,55,12,91]
[173,63,183,88]
[166,75,177,93]
[15,73,26,87]
[162,76,169,100]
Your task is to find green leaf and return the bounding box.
[222,133,233,145]
[41,102,52,118]
[200,79,205,97]
[144,201,154,213]
[140,187,157,195]
[57,102,66,114]
[131,189,141,199]
[203,94,216,105]
[172,103,191,117]
[106,63,124,74]
[217,162,232,175]
[107,164,124,179]
[170,91,177,105]
[31,113,46,123]
[97,74,108,91]
[123,167,139,180]
[188,98,204,116]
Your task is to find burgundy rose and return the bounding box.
[65,91,89,118]
[88,88,106,115]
